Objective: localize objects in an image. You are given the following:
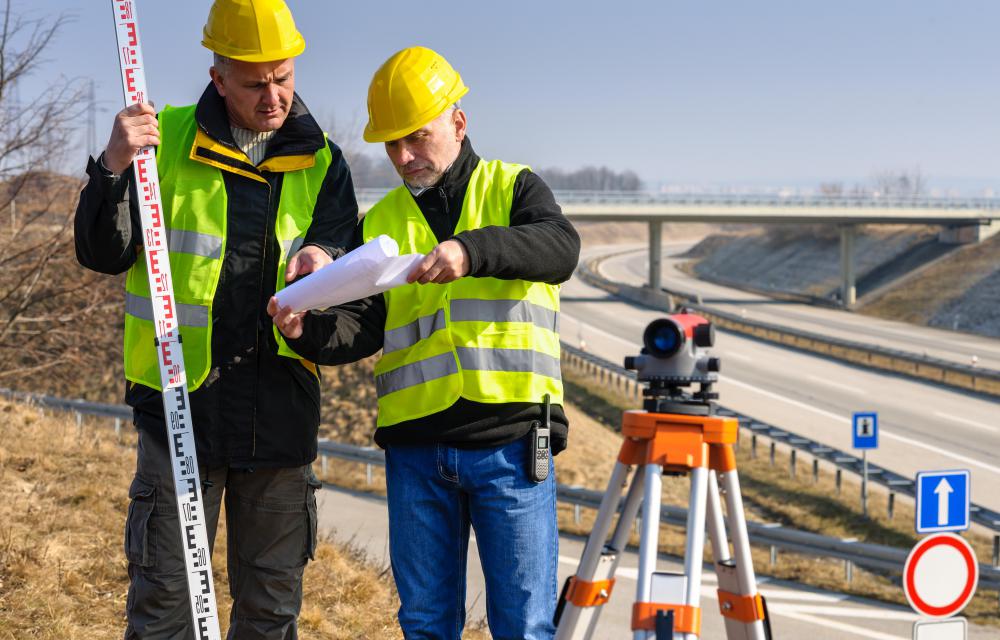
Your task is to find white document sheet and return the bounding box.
[274,235,424,312]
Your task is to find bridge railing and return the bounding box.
[354,188,1000,210]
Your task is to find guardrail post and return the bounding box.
[789,449,797,478]
[751,434,757,459]
[321,455,328,477]
[114,417,122,440]
[769,442,776,467]
[812,458,819,484]
[836,469,842,495]
[861,451,869,517]
[75,411,82,435]
[993,534,999,568]
[845,559,854,584]
[769,545,777,567]
[574,503,581,526]
[888,492,895,520]
[366,463,373,486]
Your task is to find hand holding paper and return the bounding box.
[273,235,424,314]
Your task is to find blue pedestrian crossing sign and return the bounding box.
[916,470,971,533]
[851,412,878,450]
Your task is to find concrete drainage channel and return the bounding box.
[576,254,1000,398]
[5,386,1000,602]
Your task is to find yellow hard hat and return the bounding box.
[202,0,305,63]
[364,46,469,143]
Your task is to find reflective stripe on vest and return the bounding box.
[123,103,332,391]
[363,158,563,427]
[167,229,223,259]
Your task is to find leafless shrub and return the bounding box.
[0,2,118,400]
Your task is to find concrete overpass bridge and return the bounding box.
[356,189,1000,307]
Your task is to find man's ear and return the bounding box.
[453,109,467,142]
[209,66,226,97]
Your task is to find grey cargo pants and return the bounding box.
[124,430,321,640]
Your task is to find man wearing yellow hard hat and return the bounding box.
[74,1,359,637]
[271,46,580,638]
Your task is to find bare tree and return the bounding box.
[0,2,119,400]
[871,167,926,198]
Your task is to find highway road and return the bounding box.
[564,245,1000,515]
[317,485,987,640]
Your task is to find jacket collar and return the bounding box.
[436,136,480,195]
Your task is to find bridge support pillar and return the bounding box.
[839,225,856,309]
[648,220,662,292]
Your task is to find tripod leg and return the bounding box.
[556,461,641,640]
[634,463,664,640]
[680,466,711,640]
[714,453,767,640]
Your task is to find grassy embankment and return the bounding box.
[0,399,489,639]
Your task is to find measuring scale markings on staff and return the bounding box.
[110,1,222,638]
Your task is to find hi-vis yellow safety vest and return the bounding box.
[123,104,332,391]
[363,159,563,427]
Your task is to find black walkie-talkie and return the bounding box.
[530,394,551,482]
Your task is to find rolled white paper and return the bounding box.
[274,235,424,312]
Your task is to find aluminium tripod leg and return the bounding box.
[712,465,769,639]
[633,465,709,640]
[556,462,647,639]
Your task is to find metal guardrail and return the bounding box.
[6,386,1000,593]
[576,256,1000,398]
[354,188,1000,211]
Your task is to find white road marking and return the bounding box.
[933,411,999,433]
[806,374,866,395]
[769,610,908,640]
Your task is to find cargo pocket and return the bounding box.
[306,473,322,561]
[124,475,156,567]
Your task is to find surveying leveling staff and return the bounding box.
[270,47,581,639]
[74,1,360,637]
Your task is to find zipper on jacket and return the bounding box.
[250,179,274,458]
[438,186,449,216]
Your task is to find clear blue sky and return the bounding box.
[30,0,1000,193]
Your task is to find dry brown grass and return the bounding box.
[861,232,1000,325]
[0,399,492,639]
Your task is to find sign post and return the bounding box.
[851,412,878,517]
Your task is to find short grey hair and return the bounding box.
[213,53,232,72]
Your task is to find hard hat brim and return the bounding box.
[203,36,306,63]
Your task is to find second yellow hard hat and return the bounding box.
[203,0,305,63]
[364,46,469,143]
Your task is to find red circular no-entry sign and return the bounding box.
[903,533,978,618]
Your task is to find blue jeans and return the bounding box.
[384,436,558,640]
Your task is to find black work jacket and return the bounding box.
[287,138,581,454]
[74,83,359,468]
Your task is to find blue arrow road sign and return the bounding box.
[916,470,971,533]
[852,412,878,450]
